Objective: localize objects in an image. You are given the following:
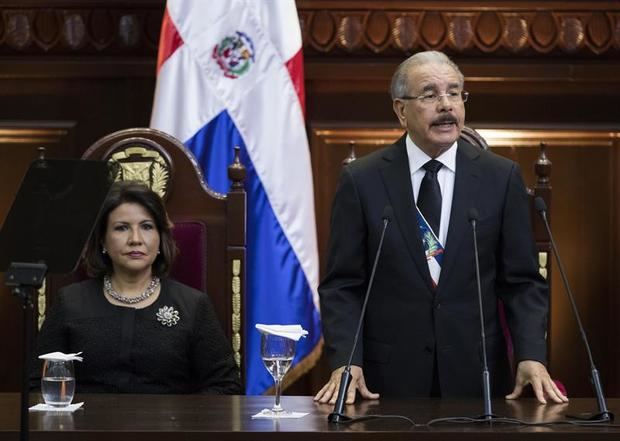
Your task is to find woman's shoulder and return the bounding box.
[161,278,211,304]
[51,278,104,316]
[58,278,102,299]
[160,279,219,319]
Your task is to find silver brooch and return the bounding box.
[156,306,180,327]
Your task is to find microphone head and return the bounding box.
[382,205,393,221]
[468,208,479,223]
[534,196,547,214]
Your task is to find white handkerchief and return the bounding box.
[38,352,83,362]
[255,324,308,341]
[29,402,84,412]
[251,409,309,419]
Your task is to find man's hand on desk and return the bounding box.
[313,365,380,404]
[505,360,569,404]
[505,395,569,421]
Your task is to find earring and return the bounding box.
[102,248,107,254]
[157,250,161,255]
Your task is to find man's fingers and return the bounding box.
[358,388,380,400]
[313,381,329,401]
[507,361,568,405]
[315,367,347,403]
[327,379,351,405]
[345,380,357,404]
[357,376,380,400]
[328,385,349,405]
[505,382,524,400]
[545,379,568,403]
[316,366,379,405]
[313,382,330,401]
[531,378,547,404]
[316,381,337,403]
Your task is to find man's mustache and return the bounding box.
[431,115,457,125]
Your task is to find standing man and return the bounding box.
[314,51,567,404]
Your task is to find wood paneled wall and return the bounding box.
[0,1,619,397]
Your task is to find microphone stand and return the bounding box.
[469,210,494,421]
[535,197,614,422]
[328,207,392,423]
[6,262,47,441]
[423,210,516,427]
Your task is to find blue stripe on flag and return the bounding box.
[185,110,322,394]
[185,111,243,194]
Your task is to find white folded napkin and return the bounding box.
[255,324,308,341]
[29,402,84,412]
[38,352,83,362]
[251,409,309,419]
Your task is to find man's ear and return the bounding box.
[392,100,407,129]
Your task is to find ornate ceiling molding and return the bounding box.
[0,5,162,55]
[0,2,617,58]
[298,4,620,57]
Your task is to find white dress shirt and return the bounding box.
[405,134,457,248]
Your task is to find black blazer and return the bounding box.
[32,278,242,394]
[319,135,549,398]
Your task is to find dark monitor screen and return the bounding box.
[0,159,116,274]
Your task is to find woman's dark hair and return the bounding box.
[84,181,177,278]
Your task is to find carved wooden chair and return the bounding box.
[45,128,247,380]
[459,126,553,259]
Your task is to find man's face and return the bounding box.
[392,62,465,157]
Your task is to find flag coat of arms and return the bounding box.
[150,0,322,394]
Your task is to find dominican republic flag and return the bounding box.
[150,0,322,394]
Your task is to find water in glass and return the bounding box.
[41,359,75,407]
[261,333,296,414]
[262,356,293,379]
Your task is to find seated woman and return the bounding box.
[33,181,242,394]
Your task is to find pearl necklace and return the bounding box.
[103,275,160,305]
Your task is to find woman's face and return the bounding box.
[103,202,161,277]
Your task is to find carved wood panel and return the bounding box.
[0,2,618,58]
[299,2,620,57]
[0,4,162,55]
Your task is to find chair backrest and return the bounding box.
[458,127,552,284]
[64,128,247,379]
[460,126,489,150]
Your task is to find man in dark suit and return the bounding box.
[314,51,567,405]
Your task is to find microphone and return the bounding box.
[468,208,493,421]
[535,197,614,422]
[328,205,393,423]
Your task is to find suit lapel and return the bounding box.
[379,136,436,293]
[437,140,481,291]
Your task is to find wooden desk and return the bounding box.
[0,394,618,440]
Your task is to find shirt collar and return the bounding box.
[406,134,457,175]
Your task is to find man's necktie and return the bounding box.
[417,159,443,237]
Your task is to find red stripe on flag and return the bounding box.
[156,8,184,73]
[285,49,306,117]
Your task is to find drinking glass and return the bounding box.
[261,333,296,414]
[41,359,75,407]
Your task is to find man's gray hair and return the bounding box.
[390,51,465,100]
